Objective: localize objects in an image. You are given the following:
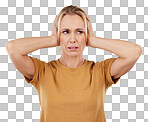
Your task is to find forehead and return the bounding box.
[60,14,85,30]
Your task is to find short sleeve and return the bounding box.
[100,58,121,89]
[23,56,46,87]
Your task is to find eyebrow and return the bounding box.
[61,28,84,31]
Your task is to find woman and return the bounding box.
[6,5,142,122]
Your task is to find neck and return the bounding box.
[59,56,85,68]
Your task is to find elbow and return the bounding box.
[6,41,15,53]
[128,45,142,60]
[133,45,142,59]
[136,45,142,56]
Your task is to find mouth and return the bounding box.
[68,46,79,51]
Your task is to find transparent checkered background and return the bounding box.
[0,0,147,122]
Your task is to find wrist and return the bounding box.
[89,36,97,48]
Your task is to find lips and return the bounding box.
[68,46,79,49]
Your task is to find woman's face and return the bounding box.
[59,14,86,57]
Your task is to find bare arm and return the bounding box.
[5,15,58,81]
[6,36,57,55]
[5,35,58,81]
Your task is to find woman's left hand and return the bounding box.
[86,19,96,47]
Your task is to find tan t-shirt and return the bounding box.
[23,56,121,122]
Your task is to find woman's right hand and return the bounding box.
[51,16,60,47]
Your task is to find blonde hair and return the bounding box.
[55,5,91,54]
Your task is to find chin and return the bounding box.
[69,51,83,56]
[68,53,79,56]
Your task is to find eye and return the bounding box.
[63,30,69,34]
[77,31,83,34]
[62,30,83,34]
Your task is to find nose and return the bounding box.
[69,32,76,43]
[70,39,76,43]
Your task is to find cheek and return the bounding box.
[60,41,67,49]
[79,41,86,49]
[60,35,66,44]
[60,36,68,44]
[80,35,87,42]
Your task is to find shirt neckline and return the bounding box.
[56,58,88,72]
